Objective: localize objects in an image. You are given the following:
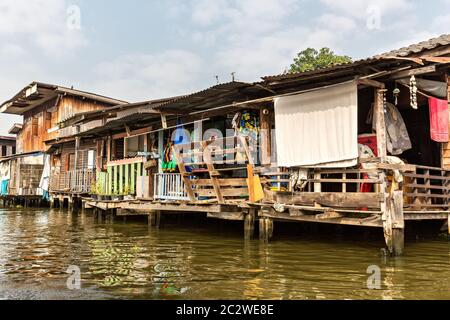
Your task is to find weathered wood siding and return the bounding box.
[18,96,112,153]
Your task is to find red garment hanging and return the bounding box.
[429,97,449,143]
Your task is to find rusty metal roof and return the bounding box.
[66,81,270,138]
[57,96,182,129]
[0,82,128,115]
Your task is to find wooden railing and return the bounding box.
[260,166,386,210]
[154,173,190,201]
[172,136,253,203]
[403,165,450,210]
[50,169,95,194]
[262,167,383,194]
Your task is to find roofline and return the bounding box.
[0,136,16,141]
[0,81,128,115]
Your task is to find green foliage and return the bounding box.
[289,47,353,73]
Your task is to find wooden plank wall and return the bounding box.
[442,73,450,169]
[18,96,112,153]
[60,139,97,174]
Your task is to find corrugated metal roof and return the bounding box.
[57,96,181,128]
[262,34,450,82]
[377,34,450,58]
[68,81,269,138]
[0,82,128,115]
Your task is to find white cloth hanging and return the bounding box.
[274,82,359,168]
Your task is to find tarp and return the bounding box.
[398,78,447,99]
[274,82,358,168]
[39,154,51,192]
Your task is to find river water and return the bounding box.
[0,208,449,300]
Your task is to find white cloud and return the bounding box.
[0,0,87,57]
[182,0,356,81]
[92,50,205,101]
[319,0,412,19]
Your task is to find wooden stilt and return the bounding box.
[244,210,255,240]
[259,217,266,241]
[156,211,161,229]
[383,189,405,256]
[259,216,273,243]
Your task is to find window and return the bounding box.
[1,146,6,157]
[32,117,39,136]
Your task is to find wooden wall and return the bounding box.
[59,139,98,174]
[18,96,113,154]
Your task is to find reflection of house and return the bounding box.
[0,82,126,198]
[0,136,16,157]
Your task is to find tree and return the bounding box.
[289,48,353,73]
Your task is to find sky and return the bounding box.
[0,0,448,135]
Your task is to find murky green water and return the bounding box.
[0,208,450,300]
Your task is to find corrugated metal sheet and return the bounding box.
[262,34,450,82]
[377,34,450,58]
[1,82,127,115]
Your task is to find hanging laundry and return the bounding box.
[428,97,449,143]
[367,102,412,155]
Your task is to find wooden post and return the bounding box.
[244,209,255,240]
[73,137,80,191]
[448,214,450,235]
[374,88,387,160]
[314,171,321,193]
[158,131,164,174]
[260,108,272,166]
[259,217,266,241]
[259,216,273,243]
[383,187,405,256]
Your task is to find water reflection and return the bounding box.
[0,208,450,300]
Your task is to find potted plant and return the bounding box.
[123,185,133,200]
[112,189,123,201]
[91,184,98,200]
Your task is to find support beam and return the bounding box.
[374,89,387,160]
[259,216,273,243]
[161,114,168,129]
[358,78,385,89]
[383,190,405,256]
[448,214,450,235]
[260,108,272,166]
[388,65,436,80]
